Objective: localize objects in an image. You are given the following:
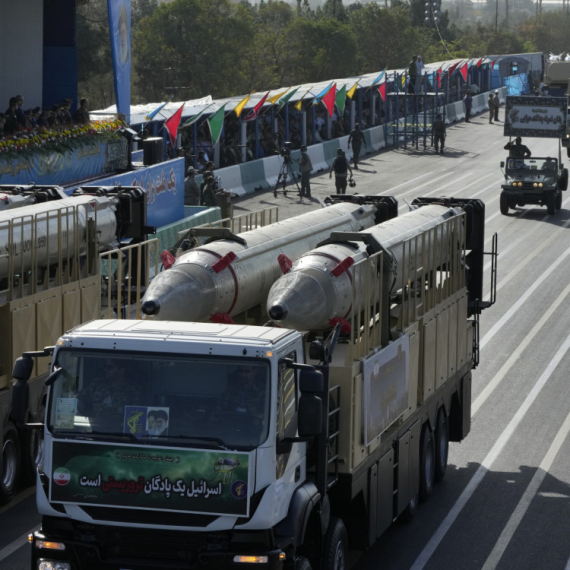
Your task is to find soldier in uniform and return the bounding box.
[347,123,367,169]
[184,166,200,205]
[432,114,446,154]
[221,365,266,420]
[299,145,313,198]
[74,98,90,125]
[329,148,353,194]
[493,91,500,122]
[200,173,218,207]
[488,93,495,124]
[504,137,531,158]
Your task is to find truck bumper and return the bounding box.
[501,188,554,206]
[31,524,286,570]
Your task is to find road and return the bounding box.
[4,110,570,569]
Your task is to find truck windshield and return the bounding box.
[507,157,557,172]
[47,350,271,451]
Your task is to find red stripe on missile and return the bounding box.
[331,257,354,277]
[329,316,351,333]
[212,251,237,273]
[210,313,235,324]
[278,254,293,274]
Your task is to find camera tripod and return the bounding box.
[273,157,303,198]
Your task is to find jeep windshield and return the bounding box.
[47,350,271,451]
[506,157,558,172]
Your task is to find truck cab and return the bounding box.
[500,156,569,215]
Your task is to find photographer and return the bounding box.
[299,145,313,198]
[329,148,353,195]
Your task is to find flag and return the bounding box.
[346,81,359,99]
[436,67,443,88]
[321,83,336,118]
[401,73,407,89]
[234,92,253,118]
[164,103,185,146]
[278,87,299,108]
[207,104,226,145]
[459,62,468,82]
[243,92,269,122]
[181,104,211,128]
[145,97,172,121]
[476,58,483,67]
[447,61,461,77]
[378,82,386,101]
[268,89,289,105]
[372,67,387,86]
[335,85,347,115]
[294,87,312,111]
[313,82,333,105]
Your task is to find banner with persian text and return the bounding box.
[504,96,568,139]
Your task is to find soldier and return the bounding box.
[222,365,266,420]
[200,173,218,207]
[184,166,200,206]
[432,114,446,155]
[488,93,495,124]
[504,137,531,158]
[463,90,473,123]
[74,98,90,125]
[329,148,353,194]
[347,123,367,169]
[299,145,313,198]
[493,91,501,122]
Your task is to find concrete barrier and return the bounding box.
[240,160,268,194]
[454,101,465,121]
[369,125,387,152]
[263,155,283,188]
[217,165,246,197]
[307,144,328,173]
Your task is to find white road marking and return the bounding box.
[479,244,570,351]
[409,332,570,570]
[473,280,570,415]
[481,410,570,570]
[0,525,40,563]
[384,171,435,193]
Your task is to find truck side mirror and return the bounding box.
[11,377,30,425]
[12,355,34,382]
[298,394,322,436]
[500,161,505,168]
[299,369,323,393]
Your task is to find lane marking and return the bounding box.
[473,280,570,415]
[410,332,570,570]
[0,525,40,563]
[479,244,570,351]
[481,410,570,570]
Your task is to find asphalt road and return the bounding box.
[4,108,570,569]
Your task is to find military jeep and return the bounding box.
[500,157,569,215]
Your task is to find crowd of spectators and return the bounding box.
[0,95,91,139]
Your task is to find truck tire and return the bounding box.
[500,193,509,215]
[297,557,312,570]
[556,191,563,211]
[434,408,449,483]
[419,423,435,502]
[21,404,45,486]
[322,517,348,570]
[547,193,556,215]
[560,168,568,191]
[0,422,21,505]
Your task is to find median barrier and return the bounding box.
[446,104,457,123]
[322,139,342,167]
[218,165,246,197]
[454,101,465,121]
[263,155,283,188]
[369,125,387,152]
[307,144,328,173]
[240,160,267,194]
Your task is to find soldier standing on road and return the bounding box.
[488,93,495,124]
[504,137,532,158]
[408,56,418,94]
[329,149,353,194]
[493,91,501,122]
[299,145,313,198]
[347,123,367,169]
[463,90,473,123]
[184,166,200,206]
[432,114,446,155]
[200,173,218,207]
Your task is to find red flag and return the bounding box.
[164,103,185,146]
[459,62,468,82]
[378,82,386,101]
[436,67,442,88]
[447,61,461,77]
[321,83,337,118]
[476,58,483,67]
[243,92,269,122]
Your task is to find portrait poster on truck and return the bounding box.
[50,441,251,516]
[504,95,568,138]
[362,335,409,446]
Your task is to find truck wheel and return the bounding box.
[500,193,509,215]
[0,422,21,505]
[547,193,556,215]
[435,408,449,483]
[297,557,312,570]
[322,518,348,570]
[560,168,568,191]
[419,423,435,502]
[21,404,45,486]
[556,191,563,211]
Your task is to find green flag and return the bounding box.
[207,104,226,145]
[335,85,347,116]
[182,104,212,128]
[278,87,299,109]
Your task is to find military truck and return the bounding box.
[499,156,569,215]
[13,197,497,570]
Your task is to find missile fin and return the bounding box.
[210,313,235,324]
[278,254,293,274]
[331,257,354,277]
[329,316,351,333]
[212,251,237,273]
[161,250,176,270]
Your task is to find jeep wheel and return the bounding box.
[560,168,569,191]
[547,193,556,215]
[556,191,562,211]
[500,193,509,215]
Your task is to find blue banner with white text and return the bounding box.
[108,0,131,123]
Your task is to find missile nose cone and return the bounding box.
[268,303,288,321]
[141,299,161,316]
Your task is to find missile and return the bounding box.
[140,201,380,322]
[267,204,462,331]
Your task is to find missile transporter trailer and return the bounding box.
[14,197,497,570]
[0,185,152,505]
[500,156,569,215]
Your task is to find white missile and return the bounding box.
[266,204,462,331]
[140,202,379,322]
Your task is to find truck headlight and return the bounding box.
[533,182,538,187]
[38,561,71,570]
[539,183,543,187]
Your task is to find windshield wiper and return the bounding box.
[85,431,142,443]
[168,435,230,450]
